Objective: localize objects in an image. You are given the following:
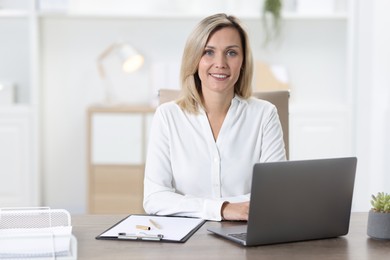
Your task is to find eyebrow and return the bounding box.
[205,45,241,49]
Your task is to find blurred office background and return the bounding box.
[0,0,389,214]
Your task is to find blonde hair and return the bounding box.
[177,13,253,114]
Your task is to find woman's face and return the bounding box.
[198,27,244,96]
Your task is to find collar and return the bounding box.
[198,94,248,115]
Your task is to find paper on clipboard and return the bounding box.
[97,215,205,242]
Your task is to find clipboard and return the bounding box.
[96,215,205,243]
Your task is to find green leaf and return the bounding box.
[371,192,390,213]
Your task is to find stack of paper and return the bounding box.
[0,207,77,259]
[0,226,72,258]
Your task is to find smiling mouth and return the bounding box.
[210,73,229,79]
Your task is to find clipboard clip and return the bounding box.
[118,232,164,241]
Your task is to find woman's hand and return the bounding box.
[221,201,250,221]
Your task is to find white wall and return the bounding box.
[353,0,390,211]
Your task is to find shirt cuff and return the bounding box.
[202,199,225,221]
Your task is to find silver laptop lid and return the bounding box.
[246,157,357,246]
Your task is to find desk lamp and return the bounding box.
[97,43,144,104]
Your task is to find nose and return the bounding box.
[214,53,227,69]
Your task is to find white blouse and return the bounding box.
[143,95,286,221]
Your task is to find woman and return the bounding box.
[143,13,286,221]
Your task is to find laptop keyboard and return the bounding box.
[228,232,247,241]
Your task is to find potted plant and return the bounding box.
[367,192,390,239]
[262,0,283,46]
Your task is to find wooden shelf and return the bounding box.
[87,105,154,214]
[87,104,155,114]
[0,9,30,18]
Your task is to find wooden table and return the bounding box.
[72,213,390,259]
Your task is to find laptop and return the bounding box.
[207,157,357,246]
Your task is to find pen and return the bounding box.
[149,219,162,229]
[136,225,151,230]
[118,232,163,241]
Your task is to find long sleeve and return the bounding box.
[143,105,225,220]
[143,96,286,221]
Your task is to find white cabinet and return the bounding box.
[290,106,353,159]
[0,107,38,207]
[92,113,144,165]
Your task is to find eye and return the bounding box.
[227,50,238,57]
[204,49,214,56]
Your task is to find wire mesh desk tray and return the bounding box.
[0,207,77,259]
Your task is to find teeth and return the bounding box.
[211,74,227,79]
